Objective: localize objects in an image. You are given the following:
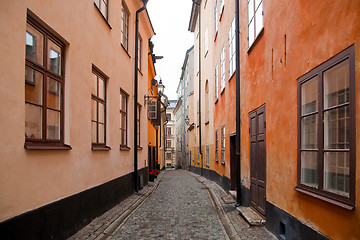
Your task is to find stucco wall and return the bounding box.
[0,0,153,222]
[240,0,360,239]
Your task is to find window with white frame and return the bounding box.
[121,1,129,51]
[214,0,218,36]
[221,125,225,164]
[248,0,263,48]
[215,130,219,162]
[206,145,210,166]
[228,17,236,77]
[220,0,225,16]
[205,28,208,56]
[220,46,225,92]
[215,65,219,100]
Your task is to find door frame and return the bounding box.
[230,133,237,190]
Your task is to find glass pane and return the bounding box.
[248,20,255,47]
[92,121,97,143]
[92,73,97,96]
[324,59,349,109]
[91,100,97,121]
[25,67,43,105]
[248,0,254,22]
[47,109,60,140]
[99,103,105,123]
[25,103,42,139]
[324,152,349,196]
[100,0,108,18]
[120,93,126,111]
[121,114,126,129]
[47,77,61,110]
[301,76,318,115]
[47,40,62,75]
[324,105,349,149]
[301,114,318,149]
[26,23,44,65]
[300,151,318,187]
[99,123,105,144]
[255,0,262,8]
[255,2,263,37]
[99,78,105,100]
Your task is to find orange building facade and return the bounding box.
[188,0,360,239]
[0,0,155,239]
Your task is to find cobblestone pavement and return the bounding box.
[110,170,227,240]
[69,169,276,240]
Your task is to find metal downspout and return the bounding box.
[134,3,147,193]
[235,0,242,205]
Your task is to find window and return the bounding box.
[198,146,200,164]
[220,46,225,92]
[221,125,225,164]
[247,0,263,48]
[120,90,128,147]
[206,145,210,167]
[25,16,68,149]
[297,46,355,209]
[228,17,236,77]
[166,152,172,160]
[91,67,107,148]
[197,101,200,125]
[138,35,142,71]
[220,0,225,16]
[137,104,141,147]
[204,28,208,56]
[196,15,199,38]
[215,65,219,100]
[215,130,219,162]
[205,80,209,123]
[166,113,171,121]
[166,127,171,136]
[214,0,218,36]
[166,140,172,148]
[121,1,129,51]
[95,0,108,20]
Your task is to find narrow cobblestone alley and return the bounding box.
[110,170,227,239]
[70,169,276,240]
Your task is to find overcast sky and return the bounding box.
[147,0,194,101]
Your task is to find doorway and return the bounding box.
[230,134,237,190]
[249,105,266,216]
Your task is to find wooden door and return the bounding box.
[230,135,237,190]
[249,105,266,216]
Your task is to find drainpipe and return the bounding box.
[134,2,147,193]
[192,0,203,176]
[235,0,242,205]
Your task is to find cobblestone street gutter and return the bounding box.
[68,172,165,240]
[189,171,277,240]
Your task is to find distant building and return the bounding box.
[165,100,176,167]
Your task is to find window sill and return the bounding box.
[215,98,218,104]
[24,142,72,150]
[205,50,208,58]
[229,71,235,81]
[92,145,111,151]
[120,146,131,151]
[219,7,224,21]
[214,31,218,42]
[220,88,225,95]
[205,121,209,125]
[294,186,354,211]
[137,146,143,150]
[221,161,225,165]
[94,3,112,30]
[121,44,131,58]
[247,28,264,54]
